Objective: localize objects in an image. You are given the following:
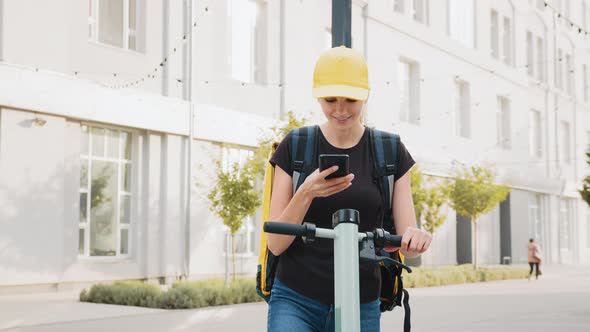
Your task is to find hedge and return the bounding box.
[80,265,529,308]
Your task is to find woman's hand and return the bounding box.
[299,166,355,199]
[384,227,432,258]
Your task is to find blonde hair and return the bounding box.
[359,102,368,126]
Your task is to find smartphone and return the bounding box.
[319,154,350,179]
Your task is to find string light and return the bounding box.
[544,1,590,37]
[106,3,212,89]
[15,0,589,92]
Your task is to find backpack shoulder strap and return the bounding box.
[369,127,400,234]
[290,125,319,195]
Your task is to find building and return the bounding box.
[0,0,589,292]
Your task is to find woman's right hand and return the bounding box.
[300,166,355,199]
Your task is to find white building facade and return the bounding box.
[1,0,590,291]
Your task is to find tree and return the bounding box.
[410,166,427,223]
[406,167,428,266]
[411,166,451,236]
[422,179,452,235]
[207,159,261,282]
[410,166,452,266]
[580,145,590,207]
[421,178,452,265]
[449,165,511,269]
[205,111,305,284]
[246,111,307,177]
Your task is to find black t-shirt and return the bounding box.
[269,126,415,304]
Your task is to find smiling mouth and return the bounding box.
[334,116,351,121]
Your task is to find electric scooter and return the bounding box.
[264,208,412,332]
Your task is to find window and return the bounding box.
[560,121,571,164]
[221,146,254,173]
[223,217,256,255]
[564,0,571,28]
[88,1,95,39]
[453,79,470,138]
[412,0,428,24]
[584,64,589,102]
[529,110,542,158]
[230,0,268,84]
[553,0,564,24]
[565,54,573,95]
[497,97,511,149]
[448,0,475,48]
[583,1,588,31]
[529,194,545,249]
[536,37,545,81]
[559,199,573,251]
[491,11,499,59]
[491,9,513,64]
[221,146,256,255]
[88,0,142,51]
[393,0,428,24]
[325,28,332,49]
[394,0,405,13]
[528,33,545,80]
[253,0,268,83]
[556,49,563,89]
[398,59,421,125]
[555,0,563,13]
[502,17,512,65]
[526,31,534,76]
[79,125,133,257]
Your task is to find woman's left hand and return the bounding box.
[384,227,432,257]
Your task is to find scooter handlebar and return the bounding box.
[264,222,308,237]
[383,233,403,248]
[373,228,403,248]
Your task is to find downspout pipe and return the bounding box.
[162,0,169,96]
[279,0,286,119]
[184,0,195,280]
[552,11,562,265]
[0,0,3,62]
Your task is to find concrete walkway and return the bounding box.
[0,291,163,331]
[1,265,589,331]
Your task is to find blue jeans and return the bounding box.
[267,278,381,332]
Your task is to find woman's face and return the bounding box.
[318,97,364,129]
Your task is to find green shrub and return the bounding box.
[159,285,207,309]
[404,265,528,288]
[172,278,262,307]
[80,267,527,309]
[81,281,161,308]
[79,289,88,302]
[81,278,262,309]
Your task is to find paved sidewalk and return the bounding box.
[0,292,163,331]
[1,264,589,332]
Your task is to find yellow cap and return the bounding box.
[312,46,369,101]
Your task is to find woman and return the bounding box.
[266,46,432,331]
[528,238,542,281]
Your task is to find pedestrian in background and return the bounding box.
[528,238,542,281]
